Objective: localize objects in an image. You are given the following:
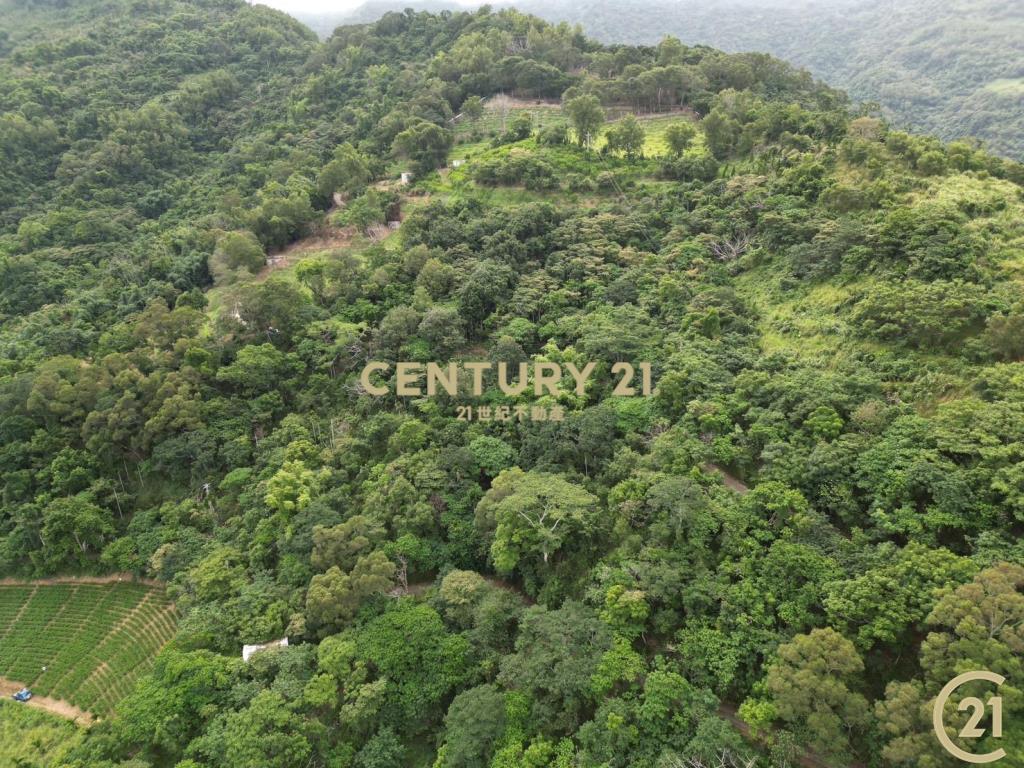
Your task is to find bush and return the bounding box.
[537,123,570,146]
[472,152,558,189]
[210,230,264,283]
[657,153,719,181]
[851,279,990,351]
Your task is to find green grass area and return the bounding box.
[596,113,705,158]
[734,264,880,364]
[0,581,177,719]
[983,77,1024,96]
[453,99,701,160]
[0,700,83,767]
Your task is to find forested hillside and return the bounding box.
[2,1,1024,767]
[514,0,1024,160]
[314,0,1024,160]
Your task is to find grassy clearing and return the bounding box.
[983,78,1024,96]
[0,581,177,719]
[453,97,702,160]
[596,113,705,158]
[734,265,869,363]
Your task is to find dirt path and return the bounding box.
[484,94,562,111]
[257,221,357,281]
[0,573,162,587]
[703,463,751,494]
[0,678,94,726]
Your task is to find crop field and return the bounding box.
[454,95,569,139]
[0,581,177,719]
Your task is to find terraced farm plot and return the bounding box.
[454,95,570,139]
[0,580,177,720]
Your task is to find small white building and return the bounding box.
[451,159,464,168]
[400,171,413,185]
[242,637,288,662]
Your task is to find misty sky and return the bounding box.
[259,0,481,13]
[259,0,839,14]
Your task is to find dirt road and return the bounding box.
[0,573,161,587]
[0,678,94,726]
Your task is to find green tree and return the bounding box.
[461,95,485,121]
[605,115,645,159]
[305,553,396,634]
[475,468,601,573]
[40,494,114,570]
[441,684,507,768]
[184,690,312,768]
[312,516,386,572]
[355,603,471,729]
[876,563,1024,766]
[664,121,697,156]
[825,543,976,650]
[498,601,611,732]
[317,142,371,200]
[392,120,453,176]
[438,569,488,628]
[762,628,871,758]
[564,95,605,149]
[702,109,740,159]
[215,344,303,394]
[210,230,265,282]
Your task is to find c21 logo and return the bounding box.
[933,671,1006,764]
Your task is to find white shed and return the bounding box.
[242,637,288,662]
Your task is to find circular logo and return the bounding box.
[932,671,1007,764]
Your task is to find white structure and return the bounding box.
[242,637,288,662]
[451,159,464,168]
[400,171,413,185]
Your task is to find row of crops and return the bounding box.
[0,581,178,718]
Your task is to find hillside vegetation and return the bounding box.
[0,700,84,767]
[514,0,1024,160]
[2,1,1024,767]
[318,0,1024,160]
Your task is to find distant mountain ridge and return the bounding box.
[288,0,464,37]
[302,0,1024,158]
